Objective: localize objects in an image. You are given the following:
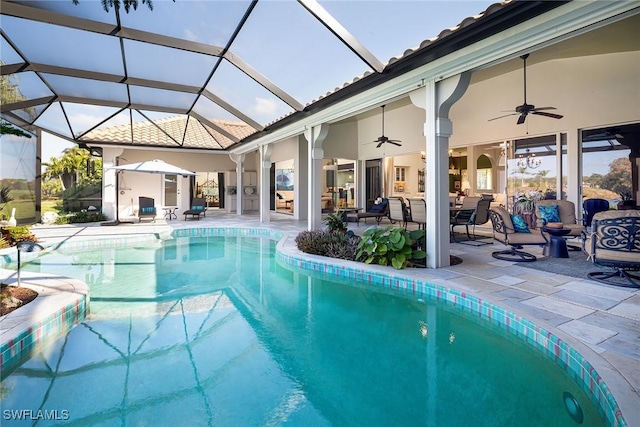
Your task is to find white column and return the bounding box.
[411,73,471,268]
[304,124,329,231]
[230,153,245,215]
[102,147,124,221]
[259,144,273,223]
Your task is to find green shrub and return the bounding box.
[0,226,38,247]
[295,230,360,260]
[54,211,106,224]
[356,226,426,269]
[323,211,347,233]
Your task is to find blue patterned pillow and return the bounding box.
[510,214,531,233]
[141,207,155,214]
[537,204,561,224]
[191,205,204,211]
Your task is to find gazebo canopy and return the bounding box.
[0,0,533,151]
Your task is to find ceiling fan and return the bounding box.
[489,54,564,125]
[372,105,402,148]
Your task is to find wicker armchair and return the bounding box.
[582,209,640,288]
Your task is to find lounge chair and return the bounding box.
[582,209,640,288]
[183,198,207,220]
[138,196,156,223]
[355,198,389,225]
[488,206,548,262]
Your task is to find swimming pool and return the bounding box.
[1,229,616,426]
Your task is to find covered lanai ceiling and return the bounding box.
[1,0,528,151]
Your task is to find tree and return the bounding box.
[600,157,632,199]
[71,0,173,13]
[43,157,70,191]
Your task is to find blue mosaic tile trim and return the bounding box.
[0,295,88,377]
[173,227,282,240]
[276,249,626,427]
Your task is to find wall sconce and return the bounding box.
[421,151,426,163]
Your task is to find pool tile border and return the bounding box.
[0,278,89,377]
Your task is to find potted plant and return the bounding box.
[324,210,348,233]
[513,190,543,228]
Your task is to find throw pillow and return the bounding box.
[510,214,531,233]
[191,205,204,211]
[141,207,154,214]
[277,193,283,200]
[538,204,561,224]
[369,203,383,213]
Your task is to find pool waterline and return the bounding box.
[0,226,631,426]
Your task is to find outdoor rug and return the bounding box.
[515,249,636,287]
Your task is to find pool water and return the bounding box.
[2,235,605,426]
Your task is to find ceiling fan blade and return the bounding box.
[376,141,384,148]
[387,141,402,147]
[517,113,527,125]
[532,111,564,119]
[488,113,517,122]
[531,106,557,112]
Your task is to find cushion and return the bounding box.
[510,214,531,233]
[277,193,283,200]
[369,199,387,213]
[191,205,204,211]
[538,204,561,224]
[141,207,155,214]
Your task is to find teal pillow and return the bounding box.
[537,204,561,224]
[141,207,155,214]
[191,205,204,211]
[510,214,531,233]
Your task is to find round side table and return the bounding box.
[543,226,571,258]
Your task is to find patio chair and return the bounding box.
[138,196,156,223]
[450,196,480,241]
[451,197,492,244]
[388,197,410,229]
[535,199,585,250]
[583,198,610,228]
[488,206,548,262]
[355,198,389,225]
[406,198,426,230]
[183,198,207,220]
[582,209,640,288]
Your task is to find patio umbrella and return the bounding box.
[110,159,196,177]
[105,160,196,225]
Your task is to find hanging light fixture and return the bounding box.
[516,148,541,169]
[449,149,459,175]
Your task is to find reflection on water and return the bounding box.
[2,236,604,426]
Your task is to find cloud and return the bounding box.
[250,97,278,118]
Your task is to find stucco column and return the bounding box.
[102,147,124,221]
[230,153,245,215]
[411,73,471,268]
[259,144,273,223]
[304,124,329,231]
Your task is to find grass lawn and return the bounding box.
[1,199,62,225]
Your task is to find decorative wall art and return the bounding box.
[276,169,294,191]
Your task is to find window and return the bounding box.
[395,166,406,182]
[477,169,493,190]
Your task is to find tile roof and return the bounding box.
[81,116,255,150]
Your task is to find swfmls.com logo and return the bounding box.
[3,409,70,421]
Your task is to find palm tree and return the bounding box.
[62,147,91,187]
[535,169,551,190]
[43,157,69,191]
